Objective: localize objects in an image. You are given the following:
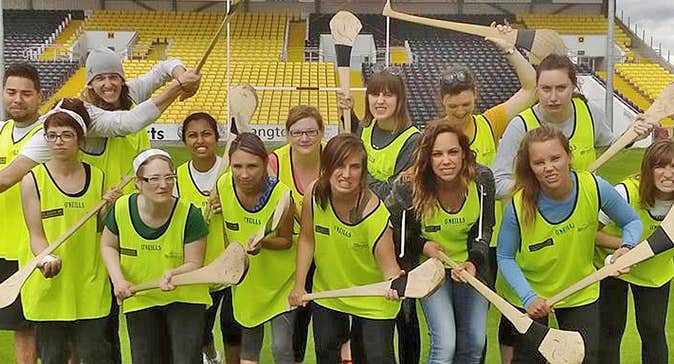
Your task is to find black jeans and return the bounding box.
[126,302,207,364]
[599,277,670,364]
[35,317,113,364]
[107,293,122,364]
[313,304,396,364]
[395,298,420,364]
[511,301,600,364]
[203,287,242,348]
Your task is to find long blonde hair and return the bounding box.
[513,125,571,226]
[639,140,674,209]
[400,120,476,220]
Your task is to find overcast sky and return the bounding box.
[617,0,674,63]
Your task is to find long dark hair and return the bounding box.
[81,84,133,111]
[639,140,674,209]
[400,120,476,219]
[363,70,412,134]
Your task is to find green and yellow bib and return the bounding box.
[81,129,150,194]
[595,177,674,287]
[361,122,420,182]
[116,194,211,313]
[519,97,595,170]
[272,143,319,230]
[421,181,480,263]
[311,195,401,319]
[499,171,600,308]
[470,114,497,167]
[176,162,225,291]
[0,120,43,260]
[22,163,111,321]
[217,172,296,328]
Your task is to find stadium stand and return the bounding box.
[4,10,83,100]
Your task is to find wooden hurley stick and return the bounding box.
[130,243,249,293]
[302,258,445,301]
[589,82,674,172]
[330,11,362,133]
[438,252,585,363]
[382,0,566,64]
[548,204,674,306]
[0,175,135,309]
[202,84,258,223]
[246,190,292,252]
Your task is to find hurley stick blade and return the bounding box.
[302,258,445,301]
[589,82,674,172]
[438,252,584,363]
[382,0,566,64]
[0,175,135,309]
[331,11,361,134]
[248,190,292,250]
[130,243,249,293]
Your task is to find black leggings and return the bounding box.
[395,298,420,364]
[599,277,670,364]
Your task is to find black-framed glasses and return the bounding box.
[44,131,76,142]
[288,128,320,138]
[371,62,404,77]
[140,174,177,186]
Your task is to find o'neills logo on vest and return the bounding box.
[244,217,261,225]
[334,226,351,238]
[444,217,465,225]
[141,243,161,251]
[554,222,575,236]
[225,222,240,231]
[41,208,64,219]
[64,201,85,209]
[0,157,6,164]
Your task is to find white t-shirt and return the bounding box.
[173,156,223,197]
[18,58,184,163]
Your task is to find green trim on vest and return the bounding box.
[217,172,296,327]
[421,181,480,263]
[311,194,401,319]
[0,120,43,260]
[595,177,674,287]
[22,163,111,321]
[116,194,211,313]
[176,162,226,291]
[361,121,420,181]
[519,98,595,170]
[498,171,600,308]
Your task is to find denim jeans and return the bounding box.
[421,272,489,364]
[240,310,296,363]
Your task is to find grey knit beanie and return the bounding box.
[85,48,125,84]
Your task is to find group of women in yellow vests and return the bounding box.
[6,40,674,364]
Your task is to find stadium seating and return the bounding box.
[3,10,84,100]
[615,63,674,101]
[307,13,520,124]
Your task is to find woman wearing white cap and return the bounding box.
[20,98,119,363]
[0,48,200,195]
[100,148,212,363]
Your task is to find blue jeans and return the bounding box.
[421,272,488,364]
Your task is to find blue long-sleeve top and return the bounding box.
[497,172,642,309]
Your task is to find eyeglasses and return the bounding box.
[140,174,177,186]
[288,128,320,138]
[44,131,76,142]
[371,62,404,77]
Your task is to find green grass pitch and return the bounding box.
[1,147,673,363]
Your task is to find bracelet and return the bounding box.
[175,77,184,89]
[619,243,633,250]
[503,48,515,55]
